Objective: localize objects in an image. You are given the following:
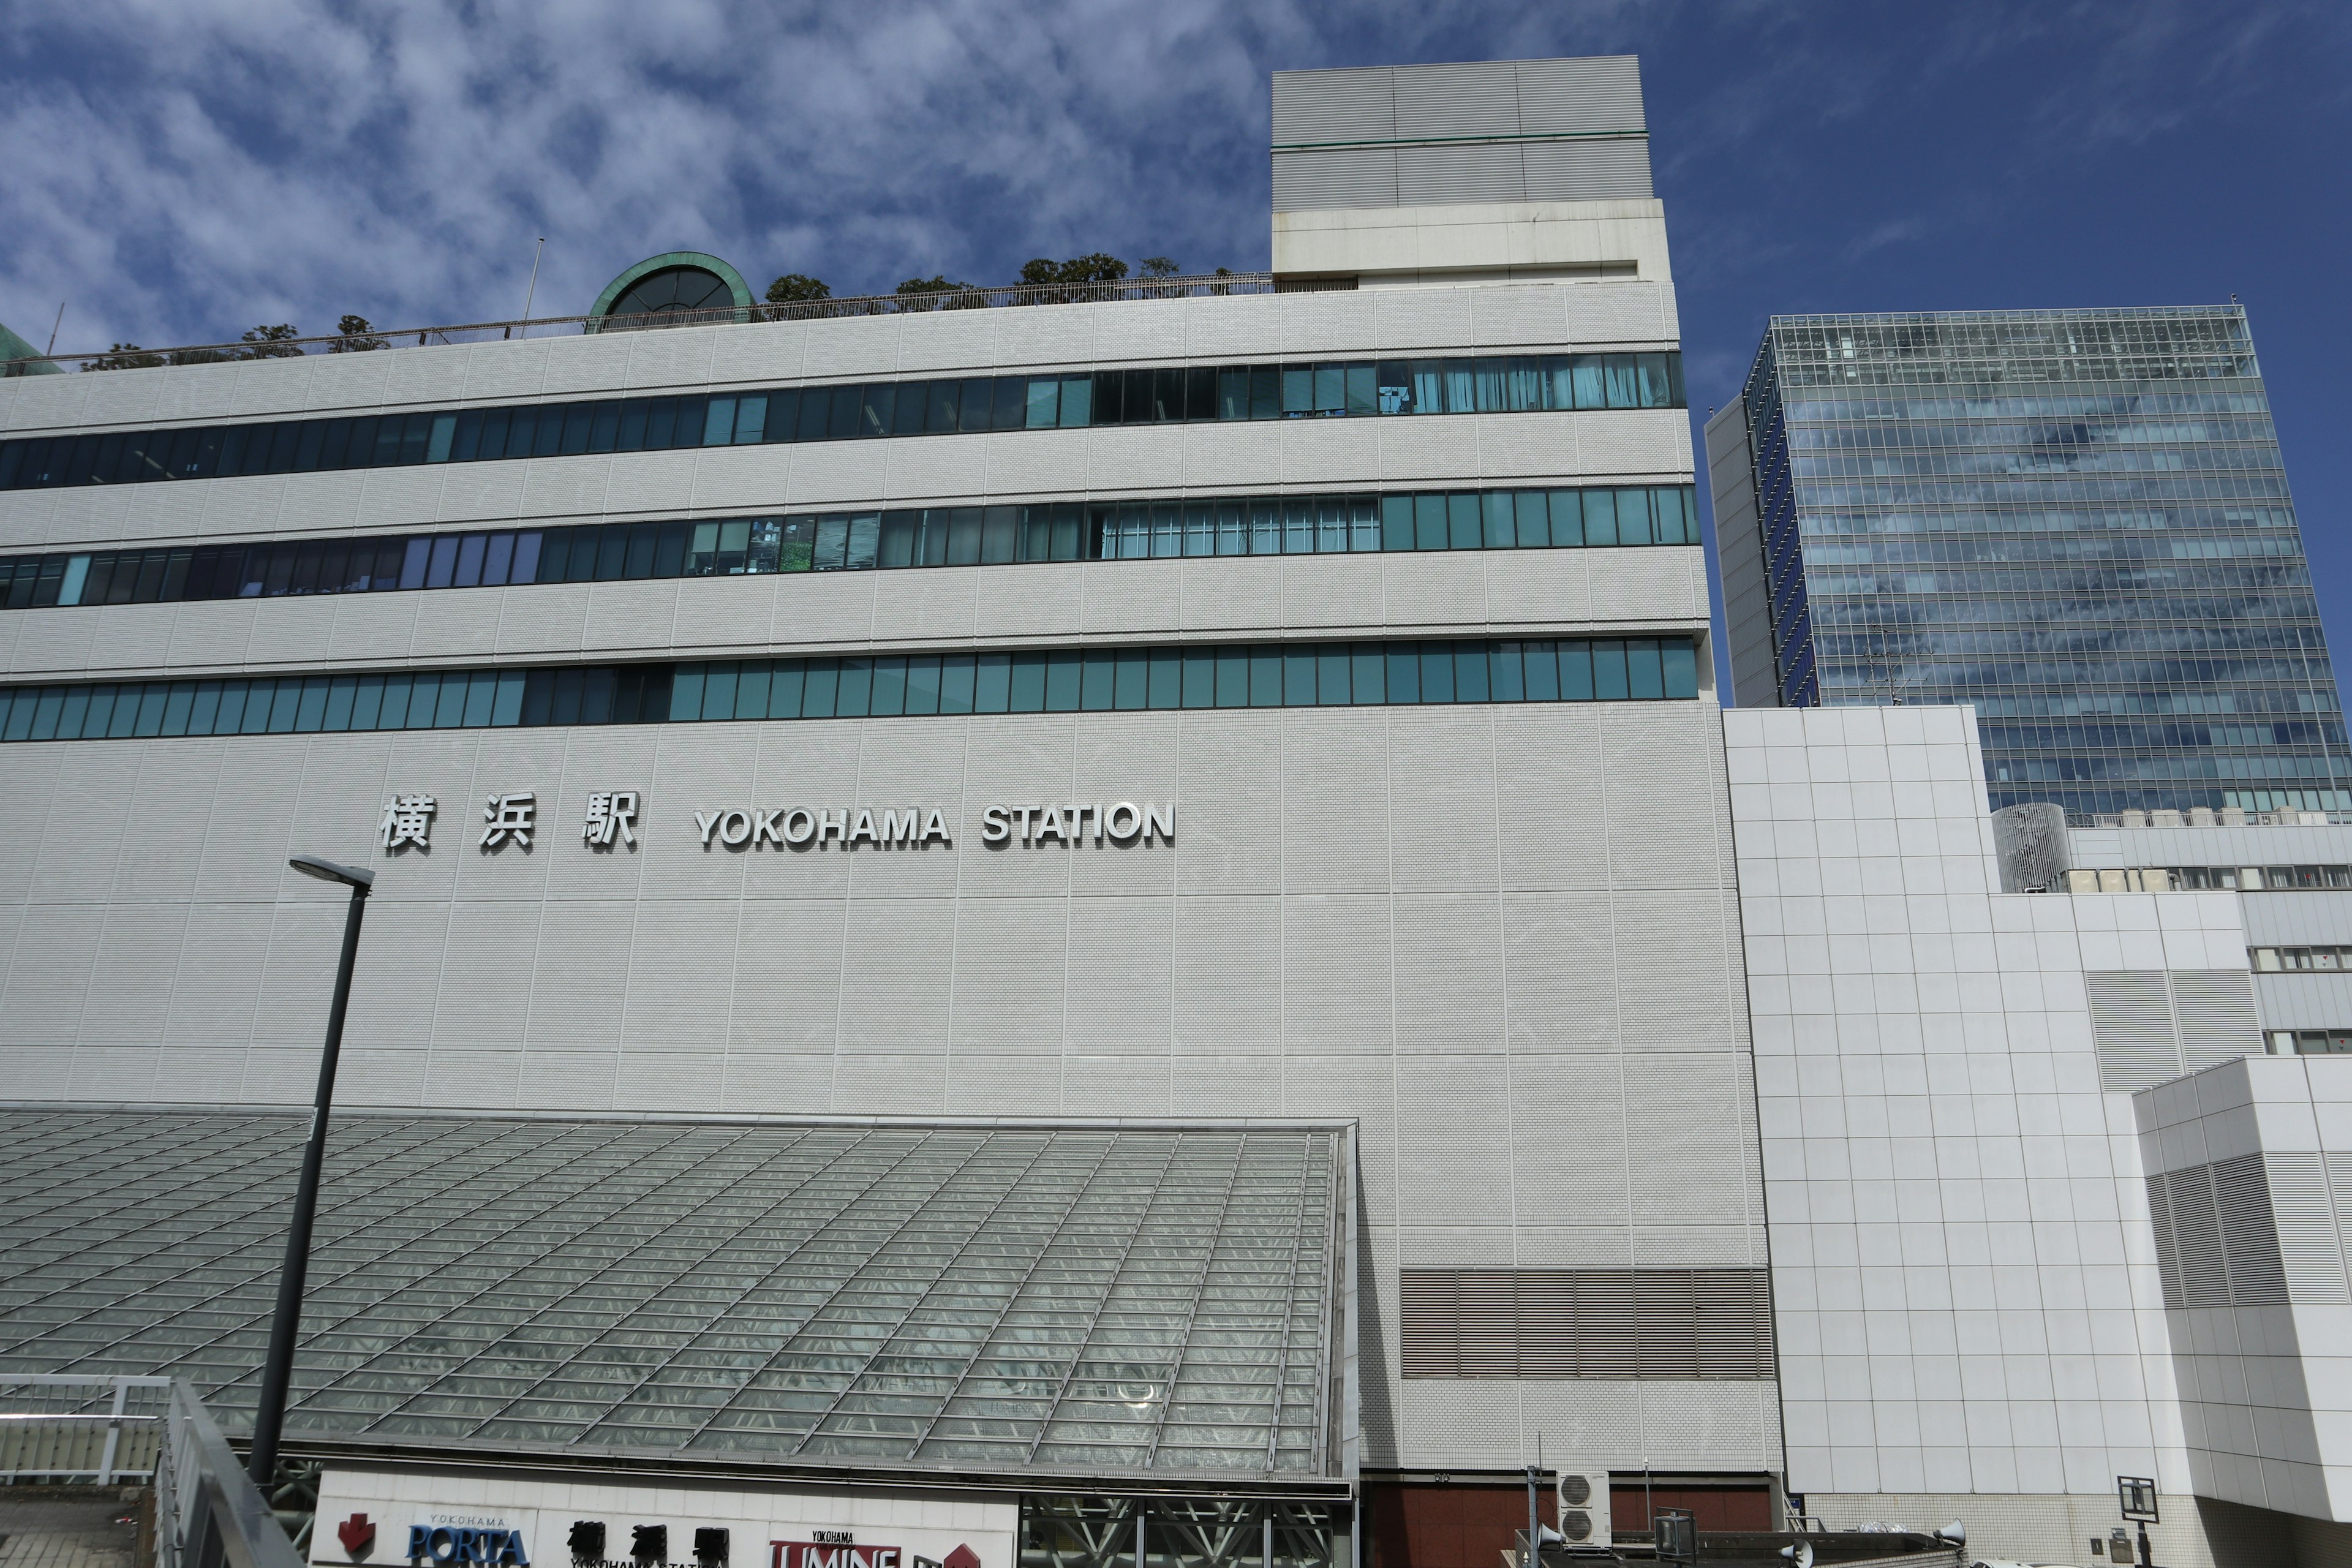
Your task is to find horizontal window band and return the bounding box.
[0,352,1687,493]
[0,485,1700,612]
[0,636,1700,744]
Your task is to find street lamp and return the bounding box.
[247,854,374,1488]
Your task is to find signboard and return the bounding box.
[371,793,1170,854]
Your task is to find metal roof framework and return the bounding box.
[0,1107,1356,1493]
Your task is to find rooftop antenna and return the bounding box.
[43,301,64,356]
[518,237,546,339]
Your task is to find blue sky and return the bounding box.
[2,0,2346,690]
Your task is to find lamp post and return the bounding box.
[247,854,374,1488]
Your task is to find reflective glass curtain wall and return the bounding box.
[1727,306,2351,818]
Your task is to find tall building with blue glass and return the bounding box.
[1707,306,2351,818]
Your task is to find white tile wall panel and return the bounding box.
[1178,557,1283,636]
[1578,407,1692,477]
[244,596,341,666]
[992,306,1094,372]
[642,733,756,902]
[801,317,904,382]
[836,896,956,1049]
[973,561,1083,643]
[1629,1223,1768,1268]
[1378,417,1488,483]
[511,1050,614,1110]
[578,580,679,657]
[252,900,356,1046]
[1171,710,1283,894]
[1087,426,1185,494]
[515,454,609,522]
[1285,1052,1399,1205]
[940,1052,1056,1113]
[113,744,229,901]
[739,722,865,899]
[271,469,367,537]
[1501,895,1620,1051]
[771,571,879,648]
[1069,716,1180,898]
[730,901,847,1053]
[407,587,505,662]
[29,747,141,902]
[434,460,528,524]
[380,346,472,409]
[151,363,248,424]
[690,443,796,512]
[1279,292,1381,357]
[709,320,809,386]
[867,567,978,647]
[486,581,589,657]
[355,465,448,533]
[834,1052,958,1114]
[886,314,996,375]
[1475,413,1585,480]
[1398,1224,1522,1267]
[161,905,274,1046]
[0,748,61,902]
[1611,892,1739,1054]
[457,339,552,403]
[1063,896,1174,1052]
[86,604,175,674]
[668,576,767,654]
[1495,705,1608,890]
[1470,287,1571,348]
[1563,282,1676,346]
[6,375,89,432]
[1477,545,1589,630]
[1586,548,1702,628]
[0,617,20,675]
[0,904,99,1045]
[300,349,396,412]
[1183,293,1284,361]
[51,486,135,548]
[1178,420,1283,490]
[720,1051,832,1112]
[78,905,189,1046]
[1280,418,1384,489]
[518,899,635,1050]
[4,1046,75,1096]
[844,729,967,901]
[239,1047,324,1104]
[1278,554,1384,633]
[69,1045,157,1098]
[1283,895,1395,1049]
[1281,714,1392,892]
[10,607,99,677]
[1089,298,1191,365]
[424,1048,526,1107]
[1395,894,1507,1049]
[1626,1050,1751,1222]
[423,901,542,1051]
[955,718,1077,898]
[66,371,156,428]
[1065,1052,1171,1114]
[0,491,58,551]
[442,733,561,903]
[949,892,1068,1054]
[1170,1052,1284,1114]
[614,1050,729,1110]
[619,899,739,1054]
[154,1045,261,1101]
[1387,551,1489,628]
[1604,703,1727,887]
[882,433,987,501]
[1657,283,1681,342]
[779,440,883,510]
[533,334,636,398]
[1388,708,1498,889]
[1395,1052,1515,1223]
[622,326,720,393]
[1509,1226,1637,1268]
[124,479,214,544]
[1371,289,1478,352]
[1078,559,1182,636]
[1172,895,1282,1052]
[982,426,1092,497]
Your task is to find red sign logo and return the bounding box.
[340,1515,379,1558]
[775,1548,899,1568]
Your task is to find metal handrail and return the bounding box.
[1,272,1280,374]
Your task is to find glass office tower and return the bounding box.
[1708,306,2351,818]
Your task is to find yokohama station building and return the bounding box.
[1,53,1765,1568]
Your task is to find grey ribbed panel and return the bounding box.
[2164,1166,2228,1306]
[1270,147,1400,211]
[2146,1174,2183,1309]
[2173,968,2262,1068]
[1512,55,1646,135]
[2265,1152,2347,1302]
[1270,66,1398,144]
[1521,138,1654,201]
[2087,970,2182,1090]
[1391,60,1523,140]
[1397,143,1528,206]
[2214,1154,2290,1305]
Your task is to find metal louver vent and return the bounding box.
[2213,1155,2288,1305]
[1398,1268,1774,1379]
[2148,1155,2305,1310]
[2173,970,2262,1069]
[2263,1153,2345,1301]
[2087,971,2180,1091]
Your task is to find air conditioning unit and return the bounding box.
[1555,1471,1610,1545]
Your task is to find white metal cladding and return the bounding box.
[1269,68,1398,146]
[1270,149,1400,213]
[1521,140,1655,203]
[1510,56,1646,137]
[0,1109,1348,1479]
[1390,61,1525,141]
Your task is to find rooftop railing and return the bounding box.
[2,271,1292,377]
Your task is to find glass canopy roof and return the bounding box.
[0,1109,1348,1479]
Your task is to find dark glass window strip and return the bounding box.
[0,353,1685,492]
[0,485,1699,611]
[0,636,1699,743]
